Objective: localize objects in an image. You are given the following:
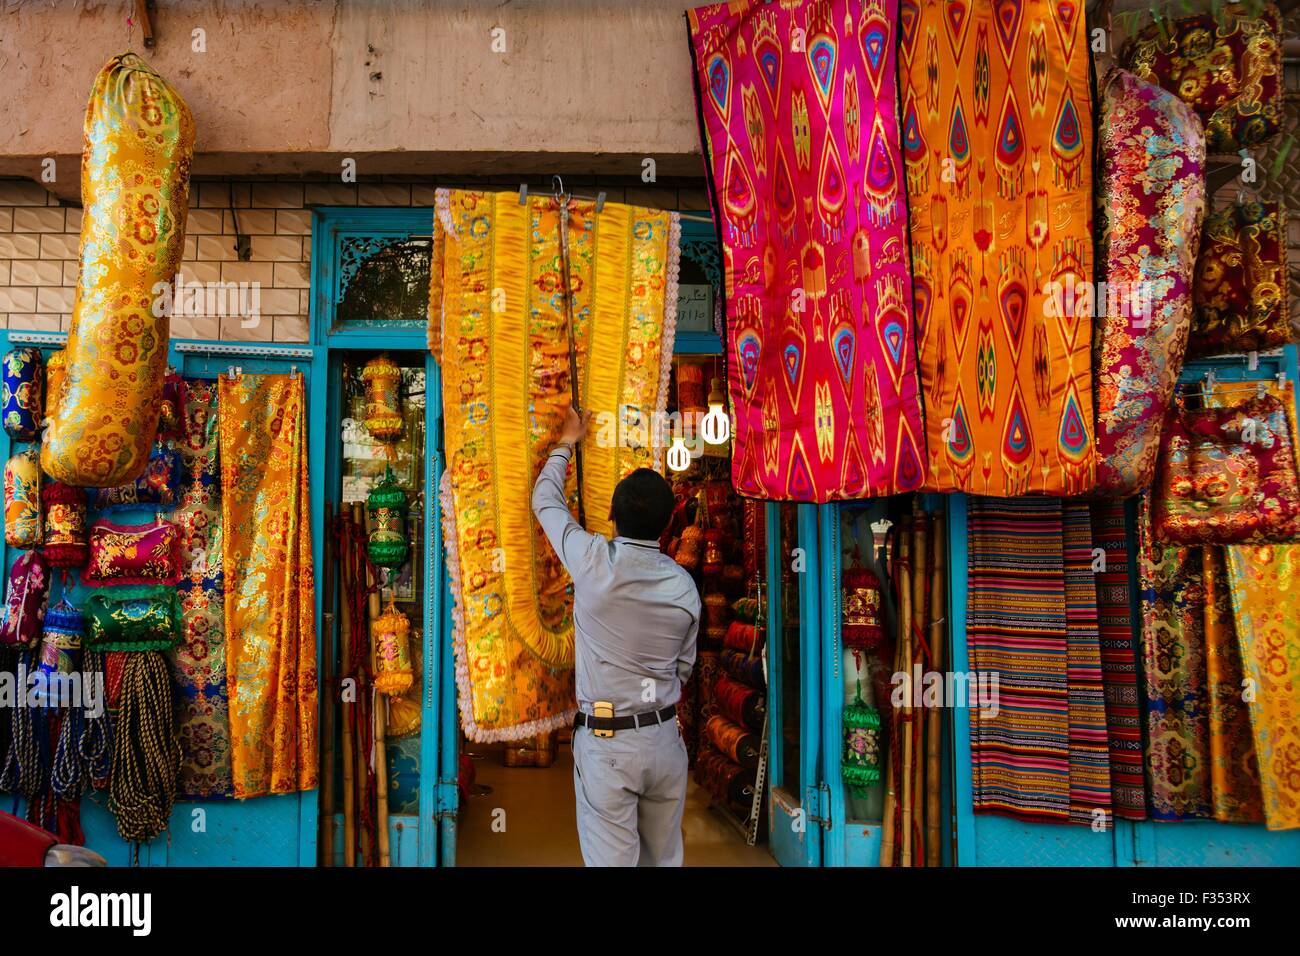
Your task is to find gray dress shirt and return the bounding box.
[531,445,700,716]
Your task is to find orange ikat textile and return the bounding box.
[430,190,679,742]
[902,0,1096,495]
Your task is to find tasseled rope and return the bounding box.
[79,650,113,786]
[108,651,180,844]
[0,650,44,805]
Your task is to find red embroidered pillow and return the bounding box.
[80,518,183,587]
[0,550,50,647]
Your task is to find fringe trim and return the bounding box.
[440,470,575,744]
[654,212,683,473]
[434,187,458,239]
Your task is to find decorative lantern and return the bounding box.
[702,528,725,577]
[362,354,404,444]
[674,523,702,572]
[842,685,882,797]
[676,361,706,414]
[372,598,413,696]
[41,481,88,569]
[33,599,83,708]
[2,347,44,442]
[367,467,409,570]
[44,349,67,421]
[4,450,43,548]
[842,560,884,651]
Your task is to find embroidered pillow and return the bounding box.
[85,591,181,652]
[4,450,43,548]
[157,371,187,442]
[1123,4,1283,153]
[41,481,89,570]
[1092,68,1207,497]
[2,347,44,442]
[1188,201,1288,358]
[81,518,183,587]
[0,550,51,648]
[86,443,181,512]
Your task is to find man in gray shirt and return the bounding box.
[531,407,701,867]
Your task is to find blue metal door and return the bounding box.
[766,502,824,867]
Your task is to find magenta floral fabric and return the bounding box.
[1093,67,1207,498]
[0,550,50,648]
[687,0,927,501]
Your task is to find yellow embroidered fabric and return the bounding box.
[219,374,318,798]
[42,53,194,487]
[430,189,679,742]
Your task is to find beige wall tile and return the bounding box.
[251,183,304,208]
[276,209,312,235]
[259,288,302,315]
[62,261,79,286]
[220,315,275,341]
[198,182,232,208]
[38,234,78,259]
[230,183,251,209]
[11,260,63,286]
[7,313,60,331]
[273,314,310,342]
[37,287,74,312]
[0,210,12,232]
[231,209,276,234]
[0,288,36,312]
[0,261,10,284]
[180,261,222,284]
[12,207,66,232]
[221,261,274,285]
[358,183,412,206]
[197,236,238,261]
[250,236,302,261]
[171,315,220,339]
[187,209,225,234]
[304,183,358,206]
[0,182,52,206]
[0,234,40,259]
[411,184,438,206]
[64,208,82,233]
[273,261,310,288]
[60,314,72,331]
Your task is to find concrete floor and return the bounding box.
[456,742,777,867]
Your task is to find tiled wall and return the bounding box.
[0,177,709,342]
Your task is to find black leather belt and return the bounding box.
[574,704,676,732]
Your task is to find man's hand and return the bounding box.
[559,405,592,445]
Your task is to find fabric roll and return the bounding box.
[687,0,928,501]
[713,673,765,732]
[431,189,679,742]
[1062,503,1112,824]
[4,451,42,549]
[219,373,317,798]
[904,0,1095,496]
[968,498,1070,823]
[86,443,182,513]
[694,743,756,812]
[168,380,233,800]
[2,348,44,443]
[723,619,762,654]
[1089,501,1147,820]
[705,714,761,770]
[720,648,765,689]
[1092,68,1206,497]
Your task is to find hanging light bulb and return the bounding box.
[667,435,691,472]
[701,377,730,445]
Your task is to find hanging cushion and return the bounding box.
[1092,67,1207,497]
[81,518,183,587]
[43,348,66,421]
[0,551,51,648]
[156,371,187,442]
[40,53,194,487]
[1188,201,1289,358]
[2,347,44,442]
[41,481,89,569]
[4,450,43,548]
[86,443,182,512]
[1123,4,1283,154]
[85,591,182,652]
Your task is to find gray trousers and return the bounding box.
[572,719,688,867]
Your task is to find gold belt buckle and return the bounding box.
[592,700,615,738]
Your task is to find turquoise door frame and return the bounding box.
[946,344,1300,867]
[0,328,327,866]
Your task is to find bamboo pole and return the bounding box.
[339,512,357,867]
[889,522,914,867]
[926,514,946,867]
[320,503,337,867]
[908,513,927,867]
[362,503,392,869]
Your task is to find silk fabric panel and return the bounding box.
[219,374,317,798]
[687,0,927,502]
[902,0,1094,495]
[431,189,679,742]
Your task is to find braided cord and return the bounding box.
[79,650,113,785]
[109,652,180,844]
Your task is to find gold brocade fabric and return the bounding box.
[219,374,318,798]
[42,53,194,487]
[430,189,679,742]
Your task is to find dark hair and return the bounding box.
[611,468,675,540]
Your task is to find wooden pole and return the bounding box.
[363,504,392,869]
[319,503,336,867]
[908,513,927,867]
[887,522,913,867]
[339,512,356,867]
[926,514,946,867]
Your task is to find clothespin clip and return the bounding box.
[227,365,236,380]
[518,183,529,205]
[1248,350,1259,370]
[1205,369,1216,388]
[1278,371,1287,390]
[290,364,298,379]
[595,191,607,214]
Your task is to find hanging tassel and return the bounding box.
[108,651,180,844]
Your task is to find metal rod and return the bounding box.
[554,194,588,527]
